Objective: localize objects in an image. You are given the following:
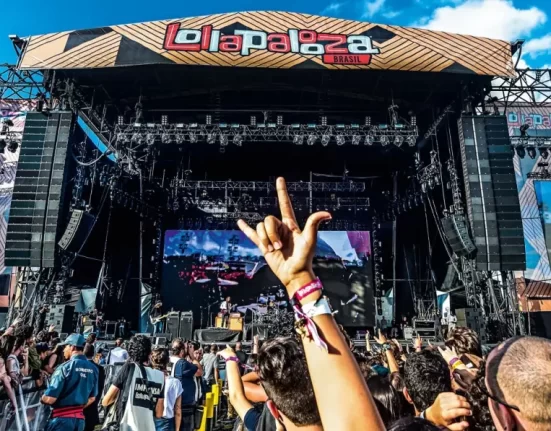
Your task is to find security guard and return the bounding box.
[41,334,99,431]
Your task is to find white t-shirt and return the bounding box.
[162,376,183,419]
[108,347,129,365]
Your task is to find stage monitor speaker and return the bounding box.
[5,112,74,267]
[166,313,181,339]
[155,336,169,346]
[441,214,476,256]
[45,305,75,334]
[179,312,193,341]
[58,209,95,252]
[458,115,525,271]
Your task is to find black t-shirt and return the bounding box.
[112,362,164,422]
[84,360,105,426]
[243,404,277,431]
[236,350,247,365]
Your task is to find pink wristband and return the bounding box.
[225,356,240,363]
[294,278,323,301]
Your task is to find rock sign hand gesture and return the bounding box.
[237,177,332,297]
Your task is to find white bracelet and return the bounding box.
[302,297,332,318]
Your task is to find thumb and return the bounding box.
[303,211,332,242]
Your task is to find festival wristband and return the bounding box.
[382,343,392,352]
[302,297,332,318]
[224,356,240,363]
[448,357,460,367]
[451,360,465,370]
[293,278,323,302]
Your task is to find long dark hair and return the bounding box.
[367,375,405,426]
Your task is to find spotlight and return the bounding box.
[336,135,345,146]
[380,135,389,146]
[539,148,549,159]
[161,132,171,144]
[233,134,243,146]
[527,146,537,159]
[175,134,185,144]
[293,135,304,145]
[365,116,371,126]
[117,116,124,126]
[220,134,228,146]
[516,146,526,158]
[520,123,529,137]
[206,115,212,125]
[321,134,331,146]
[146,133,156,145]
[410,115,417,127]
[250,116,256,126]
[320,116,327,126]
[7,140,18,153]
[394,135,404,147]
[307,134,317,146]
[207,133,216,144]
[352,135,361,145]
[189,132,198,144]
[277,115,283,126]
[161,115,168,126]
[365,134,374,146]
[407,135,417,147]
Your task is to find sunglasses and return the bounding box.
[481,385,520,412]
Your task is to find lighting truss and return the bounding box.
[171,180,366,192]
[114,123,418,146]
[0,64,48,100]
[491,68,551,106]
[510,136,551,148]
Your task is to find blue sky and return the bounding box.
[1,0,550,69]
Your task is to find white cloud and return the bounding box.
[383,10,402,19]
[363,0,386,18]
[321,2,345,15]
[524,33,551,58]
[418,0,546,41]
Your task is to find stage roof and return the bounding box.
[18,12,514,77]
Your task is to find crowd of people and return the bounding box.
[0,177,550,431]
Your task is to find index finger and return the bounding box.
[276,177,297,222]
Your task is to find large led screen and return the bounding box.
[162,230,374,327]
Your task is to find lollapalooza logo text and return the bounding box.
[163,24,380,65]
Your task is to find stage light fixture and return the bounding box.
[516,146,526,158]
[117,116,124,126]
[321,116,327,126]
[307,134,317,146]
[407,135,417,147]
[321,134,331,146]
[250,116,256,126]
[293,135,304,145]
[277,115,283,126]
[220,134,229,146]
[365,134,374,146]
[527,146,537,159]
[365,116,371,126]
[207,133,216,144]
[189,132,198,144]
[131,132,142,143]
[336,135,345,146]
[161,115,168,126]
[410,115,417,127]
[352,135,361,145]
[161,132,171,144]
[540,148,549,159]
[394,135,404,147]
[7,140,18,153]
[175,134,185,144]
[146,133,156,145]
[380,135,389,146]
[206,115,212,125]
[233,134,243,146]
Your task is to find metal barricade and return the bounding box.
[0,377,49,431]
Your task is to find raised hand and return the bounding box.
[373,329,388,345]
[217,345,236,360]
[414,334,422,351]
[425,392,471,431]
[391,338,403,352]
[238,177,331,297]
[438,345,458,364]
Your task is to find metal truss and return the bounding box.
[0,64,48,100]
[490,68,551,106]
[115,123,418,147]
[171,180,366,193]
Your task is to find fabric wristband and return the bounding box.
[448,357,460,367]
[451,360,465,370]
[293,278,323,302]
[225,356,240,363]
[302,297,332,318]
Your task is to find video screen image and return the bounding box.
[162,230,374,327]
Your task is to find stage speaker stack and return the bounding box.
[166,313,181,339]
[58,209,95,252]
[456,308,487,342]
[441,214,476,256]
[179,311,193,340]
[458,115,526,271]
[5,112,73,267]
[45,305,75,334]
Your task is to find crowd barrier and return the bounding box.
[0,377,49,431]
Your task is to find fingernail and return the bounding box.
[274,242,282,250]
[268,244,274,252]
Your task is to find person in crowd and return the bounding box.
[234,342,247,370]
[169,339,203,431]
[151,347,183,431]
[200,344,218,388]
[485,336,551,431]
[238,177,384,431]
[445,327,482,358]
[33,342,51,387]
[0,343,18,409]
[43,342,65,375]
[107,338,129,365]
[41,334,99,431]
[86,333,97,346]
[102,334,165,431]
[151,301,165,335]
[367,375,405,426]
[83,343,105,431]
[6,335,29,387]
[219,337,320,431]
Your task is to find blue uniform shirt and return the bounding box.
[44,354,99,408]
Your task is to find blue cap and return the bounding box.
[62,333,86,348]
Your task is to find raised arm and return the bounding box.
[238,177,384,431]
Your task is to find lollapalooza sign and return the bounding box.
[163,23,380,65]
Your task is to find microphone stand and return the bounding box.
[206,300,220,328]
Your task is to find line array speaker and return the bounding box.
[58,209,95,252]
[458,115,525,271]
[5,112,73,267]
[441,214,476,256]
